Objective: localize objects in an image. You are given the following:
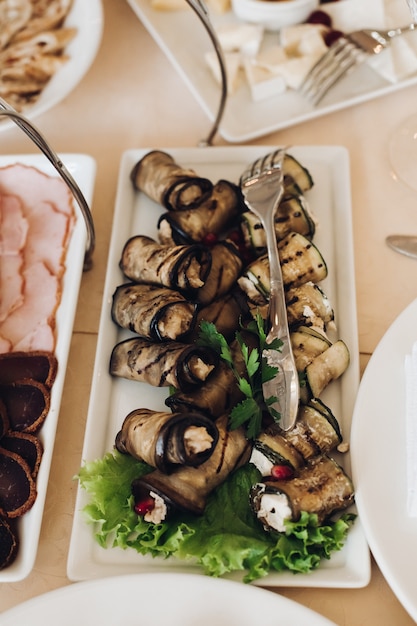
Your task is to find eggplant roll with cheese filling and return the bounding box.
[111,283,197,341]
[250,455,354,533]
[250,399,342,476]
[158,179,243,245]
[238,233,327,304]
[119,235,211,296]
[240,193,316,255]
[130,150,213,211]
[115,408,219,473]
[110,337,218,391]
[131,414,251,521]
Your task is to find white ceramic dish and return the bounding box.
[0,0,103,133]
[125,0,417,142]
[0,572,338,625]
[351,297,417,622]
[67,145,370,587]
[231,0,319,31]
[0,153,97,582]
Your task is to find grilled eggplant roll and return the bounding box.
[192,287,251,341]
[115,408,219,473]
[130,150,213,211]
[241,193,316,255]
[119,235,211,297]
[110,337,218,391]
[250,399,342,476]
[131,414,251,520]
[111,283,197,342]
[196,240,243,305]
[157,179,243,245]
[166,360,244,419]
[250,455,354,532]
[285,282,334,331]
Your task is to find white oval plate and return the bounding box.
[0,573,337,625]
[0,0,103,133]
[351,297,417,622]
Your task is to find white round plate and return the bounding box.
[351,297,417,622]
[0,0,103,132]
[1,573,337,625]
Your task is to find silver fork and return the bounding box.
[240,149,299,432]
[299,23,417,105]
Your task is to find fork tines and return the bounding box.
[241,149,285,184]
[299,36,367,105]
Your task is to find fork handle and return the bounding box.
[263,207,300,432]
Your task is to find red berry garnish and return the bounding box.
[134,497,155,516]
[324,29,345,47]
[306,10,332,27]
[202,232,218,246]
[270,464,294,480]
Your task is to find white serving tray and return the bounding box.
[125,0,417,142]
[0,153,96,582]
[67,145,370,587]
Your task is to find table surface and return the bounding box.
[1,0,417,623]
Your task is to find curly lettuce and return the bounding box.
[77,450,355,583]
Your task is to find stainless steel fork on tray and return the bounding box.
[299,23,417,105]
[240,149,300,432]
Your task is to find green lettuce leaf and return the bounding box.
[77,450,355,582]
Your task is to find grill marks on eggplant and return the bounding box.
[110,337,218,391]
[131,415,251,517]
[130,150,213,211]
[115,408,219,473]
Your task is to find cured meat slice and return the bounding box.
[0,194,27,323]
[0,261,59,352]
[0,163,74,218]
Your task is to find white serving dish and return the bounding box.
[0,153,96,582]
[1,573,337,625]
[351,296,417,623]
[0,0,103,133]
[67,145,370,588]
[231,0,319,31]
[125,0,417,142]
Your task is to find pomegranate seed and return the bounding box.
[134,496,155,516]
[324,29,345,47]
[202,232,218,246]
[270,465,294,480]
[306,10,332,27]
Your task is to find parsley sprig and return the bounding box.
[197,313,283,439]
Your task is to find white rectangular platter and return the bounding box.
[126,0,417,142]
[0,153,96,582]
[67,145,370,587]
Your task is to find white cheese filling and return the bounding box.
[144,491,167,524]
[250,448,274,477]
[256,489,292,533]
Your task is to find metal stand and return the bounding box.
[185,0,228,146]
[0,97,95,271]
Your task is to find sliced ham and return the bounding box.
[0,163,75,353]
[0,261,60,351]
[0,194,28,255]
[0,194,27,323]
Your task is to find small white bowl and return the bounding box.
[231,0,320,32]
